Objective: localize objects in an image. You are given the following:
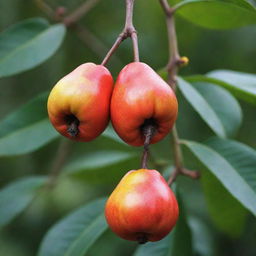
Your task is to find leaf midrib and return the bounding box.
[183,140,256,214]
[0,25,60,66]
[64,213,106,256]
[178,78,226,137]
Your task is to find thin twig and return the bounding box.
[159,0,199,185]
[101,0,139,66]
[47,139,72,188]
[36,0,55,17]
[35,0,119,65]
[63,0,101,26]
[74,24,123,65]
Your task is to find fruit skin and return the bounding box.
[111,62,178,146]
[47,63,113,142]
[105,169,179,243]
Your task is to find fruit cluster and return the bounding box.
[47,61,179,243]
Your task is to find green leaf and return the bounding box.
[63,150,138,184]
[182,139,256,216]
[0,119,58,157]
[192,82,242,137]
[175,0,256,29]
[101,125,127,145]
[0,176,47,227]
[133,196,192,256]
[201,170,247,237]
[186,70,256,105]
[64,151,136,174]
[208,70,256,105]
[188,216,216,256]
[177,77,226,137]
[0,93,59,157]
[0,92,48,137]
[133,233,174,256]
[0,18,66,77]
[38,198,108,256]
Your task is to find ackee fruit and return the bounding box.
[47,63,113,141]
[111,62,178,146]
[105,169,179,243]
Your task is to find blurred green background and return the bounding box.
[0,0,255,255]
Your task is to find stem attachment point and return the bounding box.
[141,122,156,169]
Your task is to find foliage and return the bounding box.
[0,0,255,255]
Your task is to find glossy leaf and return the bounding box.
[38,198,107,256]
[0,18,66,77]
[186,71,256,105]
[175,0,256,29]
[177,77,226,137]
[0,93,59,157]
[208,70,256,105]
[0,176,47,227]
[192,82,242,137]
[183,139,256,216]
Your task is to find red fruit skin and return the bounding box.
[111,62,178,146]
[47,63,113,142]
[105,169,179,242]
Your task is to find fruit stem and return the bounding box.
[137,233,148,244]
[67,120,79,137]
[141,125,156,169]
[101,0,139,65]
[159,0,200,184]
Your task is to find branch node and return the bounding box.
[168,168,201,185]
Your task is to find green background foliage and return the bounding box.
[0,0,256,255]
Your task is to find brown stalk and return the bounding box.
[159,0,200,185]
[101,0,139,65]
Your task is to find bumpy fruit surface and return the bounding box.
[111,62,178,146]
[105,169,179,243]
[47,63,113,141]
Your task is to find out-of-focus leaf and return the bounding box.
[0,119,58,157]
[188,216,216,256]
[133,196,192,256]
[63,150,138,184]
[0,92,48,137]
[64,151,136,174]
[177,77,226,137]
[0,176,47,227]
[201,170,247,237]
[102,126,127,145]
[192,82,242,137]
[0,18,66,77]
[183,139,256,216]
[38,198,107,256]
[186,71,256,105]
[175,0,256,29]
[0,93,59,157]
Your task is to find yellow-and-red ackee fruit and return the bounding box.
[105,169,179,243]
[47,63,113,141]
[111,62,178,146]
